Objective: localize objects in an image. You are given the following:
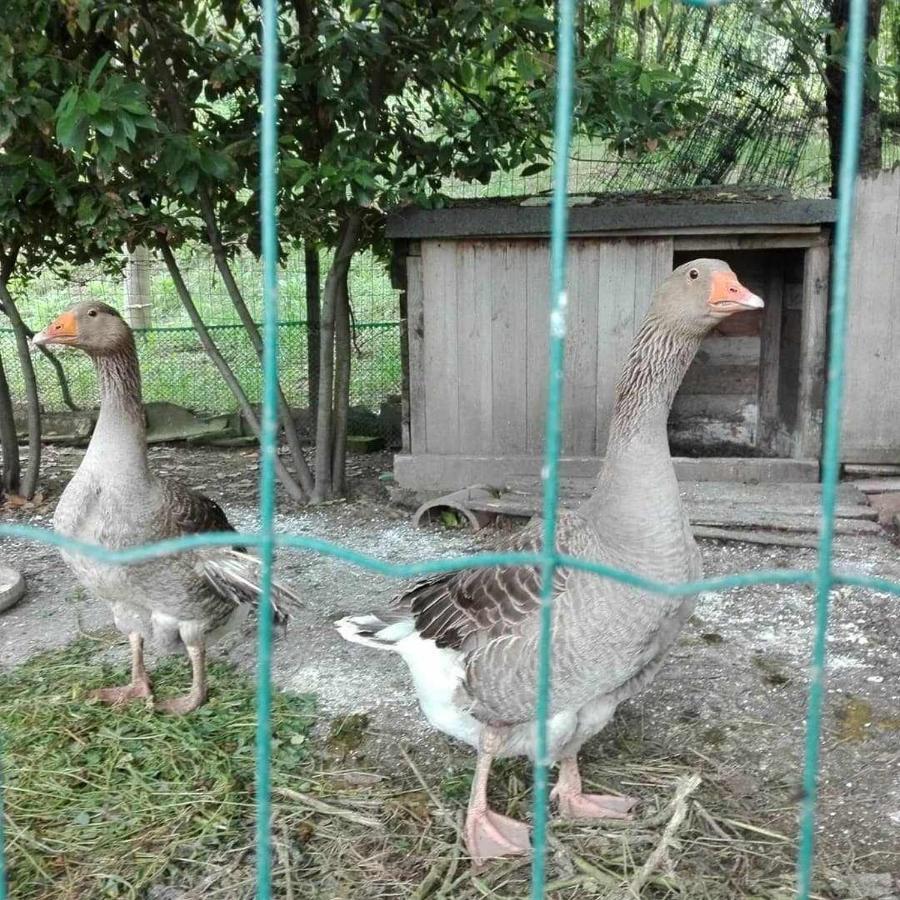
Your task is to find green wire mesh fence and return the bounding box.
[0,0,891,899]
[0,321,402,417]
[0,245,403,419]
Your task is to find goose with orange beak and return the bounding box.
[336,260,763,865]
[33,302,300,715]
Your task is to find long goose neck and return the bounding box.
[606,314,704,459]
[582,314,705,527]
[83,339,148,475]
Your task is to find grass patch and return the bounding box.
[0,639,858,898]
[0,637,315,899]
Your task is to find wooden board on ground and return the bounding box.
[850,478,900,495]
[412,479,882,545]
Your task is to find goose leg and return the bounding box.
[551,756,636,820]
[464,731,531,866]
[89,633,153,705]
[156,643,207,715]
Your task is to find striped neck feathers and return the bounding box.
[85,336,148,471]
[606,313,706,455]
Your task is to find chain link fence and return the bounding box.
[0,249,402,421]
[1,320,400,417]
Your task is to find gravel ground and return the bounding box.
[2,444,899,883]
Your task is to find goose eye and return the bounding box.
[688,269,699,281]
[88,309,98,317]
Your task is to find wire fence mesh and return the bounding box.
[0,249,402,419]
[0,1,896,900]
[0,320,400,416]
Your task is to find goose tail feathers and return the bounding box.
[335,613,416,651]
[200,549,301,627]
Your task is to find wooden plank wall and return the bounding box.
[840,169,900,462]
[412,238,839,461]
[418,238,672,456]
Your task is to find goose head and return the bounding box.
[653,258,764,335]
[33,301,134,356]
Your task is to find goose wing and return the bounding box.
[159,480,296,623]
[394,511,593,650]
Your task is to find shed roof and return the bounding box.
[386,188,837,240]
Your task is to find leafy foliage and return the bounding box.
[3,1,705,269]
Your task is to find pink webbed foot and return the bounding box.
[88,678,153,707]
[552,788,637,821]
[465,807,531,866]
[154,689,206,716]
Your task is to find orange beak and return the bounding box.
[32,311,79,347]
[707,271,764,315]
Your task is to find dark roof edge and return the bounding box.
[386,199,837,239]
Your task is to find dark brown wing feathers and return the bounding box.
[162,481,247,551]
[396,513,586,651]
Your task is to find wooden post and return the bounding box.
[404,242,425,455]
[794,241,829,461]
[123,245,152,329]
[838,170,900,462]
[756,269,784,455]
[390,241,410,454]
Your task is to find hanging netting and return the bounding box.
[590,1,830,195]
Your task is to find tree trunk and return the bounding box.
[0,277,40,499]
[894,10,900,114]
[156,234,307,504]
[196,187,315,495]
[670,10,689,67]
[635,8,648,63]
[312,212,361,503]
[653,4,674,63]
[305,242,320,418]
[148,39,315,489]
[0,346,20,497]
[826,0,883,196]
[689,11,714,70]
[605,0,626,59]
[331,267,351,497]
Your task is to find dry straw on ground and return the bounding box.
[1,634,849,899]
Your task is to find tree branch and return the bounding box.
[0,273,40,499]
[156,233,307,503]
[196,186,315,494]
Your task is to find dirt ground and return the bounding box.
[2,444,899,894]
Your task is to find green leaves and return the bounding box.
[1,0,707,276]
[520,161,550,177]
[55,73,157,164]
[178,166,200,195]
[86,51,110,90]
[198,148,234,181]
[55,85,81,147]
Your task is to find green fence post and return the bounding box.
[530,0,577,896]
[254,0,281,895]
[796,0,867,897]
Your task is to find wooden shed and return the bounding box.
[386,177,899,492]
